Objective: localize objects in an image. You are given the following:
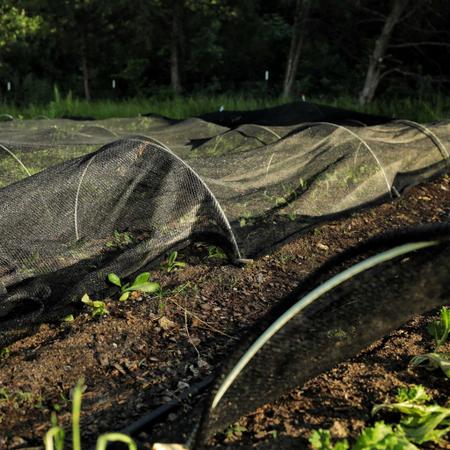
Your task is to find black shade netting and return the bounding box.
[196,223,450,447]
[0,103,449,346]
[0,137,236,346]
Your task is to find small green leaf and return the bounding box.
[92,300,105,308]
[119,292,130,302]
[81,293,92,305]
[125,282,160,294]
[63,314,74,322]
[133,272,150,285]
[168,251,177,264]
[108,273,122,287]
[427,306,450,348]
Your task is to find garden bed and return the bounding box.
[0,174,449,449]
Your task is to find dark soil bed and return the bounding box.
[0,174,449,450]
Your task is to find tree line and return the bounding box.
[1,0,449,106]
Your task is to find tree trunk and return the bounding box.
[170,0,183,95]
[359,0,409,106]
[282,0,311,99]
[81,32,91,101]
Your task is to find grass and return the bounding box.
[0,91,290,121]
[0,87,449,122]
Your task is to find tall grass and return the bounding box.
[1,87,449,122]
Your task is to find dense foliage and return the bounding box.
[0,0,449,105]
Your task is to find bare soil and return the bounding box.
[0,174,449,450]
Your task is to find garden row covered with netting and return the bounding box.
[0,102,449,449]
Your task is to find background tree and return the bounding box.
[0,2,41,99]
[358,0,409,106]
[0,0,449,105]
[282,0,311,98]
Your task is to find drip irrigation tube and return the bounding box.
[121,375,214,436]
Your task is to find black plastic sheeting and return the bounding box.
[198,101,391,127]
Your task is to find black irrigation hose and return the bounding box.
[97,375,213,450]
[118,375,214,438]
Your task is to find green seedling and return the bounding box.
[207,245,228,260]
[239,211,254,228]
[63,314,74,322]
[108,272,160,301]
[0,347,10,360]
[0,387,43,410]
[372,385,450,445]
[225,423,247,441]
[427,306,450,348]
[105,230,134,250]
[162,251,186,273]
[410,352,450,379]
[81,294,108,317]
[411,307,450,378]
[44,412,65,450]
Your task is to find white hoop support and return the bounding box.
[394,119,449,160]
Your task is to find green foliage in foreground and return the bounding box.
[44,379,136,450]
[311,385,450,450]
[373,385,450,445]
[310,423,417,450]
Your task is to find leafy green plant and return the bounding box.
[162,251,186,273]
[239,211,254,228]
[410,352,450,379]
[427,306,450,348]
[310,423,418,450]
[311,386,450,450]
[81,294,108,318]
[0,387,43,410]
[310,429,349,450]
[372,385,450,445]
[0,347,10,360]
[411,307,450,378]
[225,423,247,441]
[353,422,418,450]
[44,379,137,450]
[207,245,228,260]
[108,272,160,301]
[105,230,134,250]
